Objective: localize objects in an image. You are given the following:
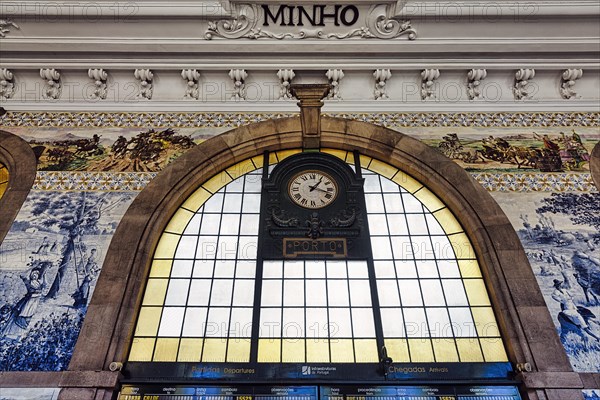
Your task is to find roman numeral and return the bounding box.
[325,193,332,199]
[294,193,301,200]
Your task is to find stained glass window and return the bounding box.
[0,163,8,200]
[128,149,507,365]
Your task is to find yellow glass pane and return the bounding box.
[431,339,459,362]
[203,171,232,194]
[464,279,492,306]
[480,338,508,362]
[330,339,355,362]
[321,148,348,162]
[164,208,194,234]
[345,151,356,166]
[385,339,410,362]
[154,232,180,259]
[226,158,257,179]
[368,159,398,179]
[276,149,302,161]
[359,155,373,169]
[251,155,264,169]
[202,338,227,362]
[258,339,281,362]
[227,339,251,362]
[432,208,463,235]
[135,307,162,336]
[0,166,8,183]
[268,152,279,165]
[414,188,445,212]
[306,339,330,362]
[282,339,305,363]
[407,339,434,362]
[141,279,168,306]
[0,184,6,199]
[153,338,179,361]
[149,259,173,278]
[181,187,211,211]
[392,170,423,193]
[472,307,500,337]
[449,232,476,259]
[456,338,484,362]
[458,259,482,278]
[354,339,378,363]
[128,337,156,361]
[178,338,203,362]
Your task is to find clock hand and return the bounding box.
[309,176,323,192]
[311,186,329,194]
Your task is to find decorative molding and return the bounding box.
[39,68,61,100]
[181,69,201,100]
[228,69,248,100]
[88,68,108,100]
[373,69,392,100]
[33,171,156,191]
[326,69,344,100]
[134,69,154,100]
[421,69,440,100]
[277,69,295,100]
[0,19,19,38]
[467,69,488,100]
[365,4,417,40]
[0,69,15,100]
[560,69,583,100]
[514,68,536,100]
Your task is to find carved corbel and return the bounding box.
[326,69,344,100]
[277,69,295,100]
[467,69,487,100]
[40,68,61,100]
[181,69,201,100]
[88,68,108,100]
[0,19,19,38]
[513,69,535,100]
[560,69,583,100]
[373,69,392,100]
[290,84,330,149]
[365,4,417,40]
[229,69,248,101]
[0,69,15,100]
[421,69,440,100]
[134,69,154,100]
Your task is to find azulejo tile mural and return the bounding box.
[583,389,600,399]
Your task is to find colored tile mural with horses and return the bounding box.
[492,191,600,372]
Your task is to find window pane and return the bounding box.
[261,280,282,306]
[158,307,185,337]
[284,280,304,306]
[352,308,376,338]
[349,280,372,307]
[188,279,212,306]
[380,308,405,337]
[305,280,327,306]
[205,307,230,337]
[210,279,233,306]
[182,307,208,337]
[328,308,352,337]
[305,260,325,278]
[377,280,400,306]
[347,261,369,278]
[306,308,328,338]
[165,279,190,306]
[232,280,255,306]
[328,280,350,306]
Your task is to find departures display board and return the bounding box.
[118,385,521,400]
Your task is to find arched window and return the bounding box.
[128,149,507,368]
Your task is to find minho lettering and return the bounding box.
[262,4,359,27]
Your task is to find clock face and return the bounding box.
[288,170,338,209]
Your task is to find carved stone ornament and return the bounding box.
[0,68,15,100]
[513,68,535,100]
[134,69,154,100]
[560,69,583,100]
[229,69,248,100]
[204,3,416,40]
[326,69,344,100]
[467,69,487,100]
[421,69,440,100]
[0,19,19,38]
[88,68,108,100]
[373,69,392,100]
[40,68,61,100]
[277,69,295,100]
[181,69,201,100]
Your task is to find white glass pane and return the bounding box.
[426,308,453,338]
[205,307,230,337]
[421,280,446,306]
[426,213,445,235]
[380,176,399,192]
[352,308,376,337]
[219,214,240,235]
[242,193,261,212]
[406,214,429,235]
[365,193,385,213]
[305,260,326,278]
[326,260,347,278]
[416,261,439,278]
[305,280,327,306]
[197,236,218,259]
[184,213,203,234]
[383,193,404,213]
[240,214,260,235]
[175,236,198,259]
[188,279,212,306]
[442,280,469,306]
[306,308,328,338]
[171,260,194,278]
[284,280,304,306]
[282,308,305,338]
[328,308,352,337]
[217,236,238,259]
[363,174,381,192]
[182,307,208,337]
[214,260,235,278]
[398,280,423,306]
[349,280,372,306]
[390,236,413,260]
[223,194,242,213]
[368,214,389,235]
[448,307,476,337]
[210,279,234,306]
[229,308,253,338]
[374,261,396,278]
[199,214,221,235]
[284,260,304,278]
[387,214,409,235]
[261,280,282,306]
[235,261,256,278]
[371,237,393,259]
[259,308,282,337]
[225,176,245,193]
[237,236,258,260]
[158,307,185,336]
[328,280,350,306]
[263,260,283,278]
[403,308,429,338]
[408,236,436,260]
[438,260,461,278]
[401,193,423,213]
[395,260,417,278]
[380,308,405,337]
[232,280,255,306]
[203,193,224,213]
[165,279,190,306]
[347,261,369,278]
[377,280,401,306]
[192,260,214,278]
[431,235,454,259]
[244,174,262,193]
